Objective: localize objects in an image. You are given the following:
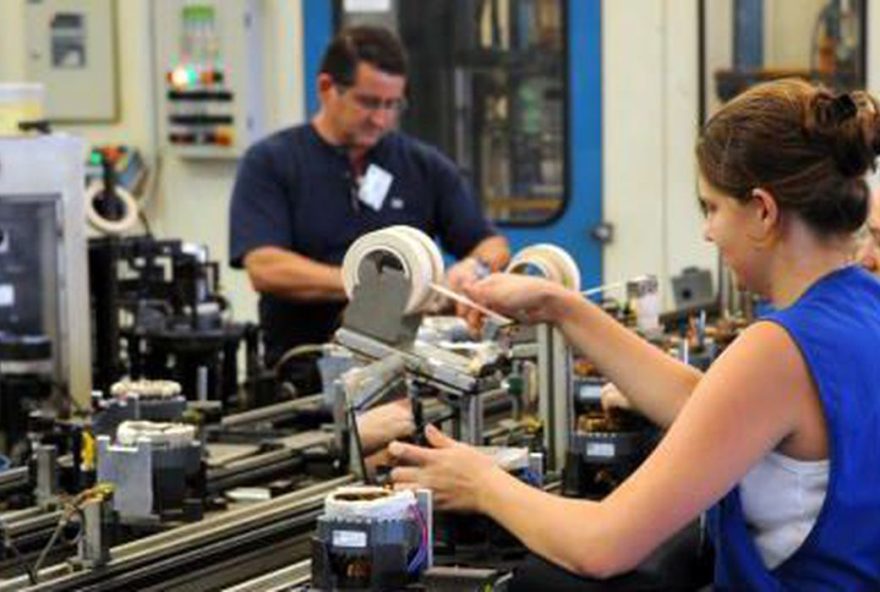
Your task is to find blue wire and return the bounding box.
[407,543,427,573]
[407,504,429,574]
[520,468,542,487]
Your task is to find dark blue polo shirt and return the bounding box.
[229,123,495,362]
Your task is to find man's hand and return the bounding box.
[444,257,490,318]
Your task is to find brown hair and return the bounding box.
[319,26,407,87]
[696,78,880,235]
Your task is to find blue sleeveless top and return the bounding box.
[708,266,880,591]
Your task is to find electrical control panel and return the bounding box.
[153,1,266,159]
[23,0,119,122]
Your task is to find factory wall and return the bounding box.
[764,0,830,67]
[603,1,714,305]
[2,0,880,323]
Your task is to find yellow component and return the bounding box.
[519,415,543,434]
[81,431,97,471]
[92,483,115,499]
[0,83,44,136]
[181,408,203,426]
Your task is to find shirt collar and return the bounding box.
[305,122,391,164]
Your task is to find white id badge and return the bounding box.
[358,164,394,211]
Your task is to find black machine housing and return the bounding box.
[311,515,423,591]
[88,235,255,406]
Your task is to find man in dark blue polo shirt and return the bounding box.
[229,26,509,376]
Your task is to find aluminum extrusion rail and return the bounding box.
[0,475,354,592]
[219,395,325,428]
[221,560,311,592]
[0,468,29,498]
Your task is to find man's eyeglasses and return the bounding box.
[337,86,408,114]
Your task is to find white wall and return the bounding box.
[869,0,880,94]
[703,0,733,121]
[0,0,307,324]
[603,1,716,308]
[764,0,829,67]
[0,2,26,81]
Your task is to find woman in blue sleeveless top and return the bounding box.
[388,78,880,590]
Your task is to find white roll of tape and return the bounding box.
[388,225,444,285]
[507,243,581,291]
[388,224,445,308]
[341,226,445,314]
[85,181,140,236]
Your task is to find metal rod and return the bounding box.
[581,274,653,297]
[348,407,371,485]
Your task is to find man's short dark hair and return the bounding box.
[319,26,408,86]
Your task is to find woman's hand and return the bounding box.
[463,273,569,327]
[388,425,503,512]
[600,382,633,412]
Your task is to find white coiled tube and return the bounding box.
[85,181,140,235]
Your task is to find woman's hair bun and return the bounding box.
[806,90,880,178]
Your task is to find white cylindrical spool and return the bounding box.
[323,486,416,521]
[388,225,444,285]
[341,226,443,314]
[634,290,661,335]
[388,225,445,308]
[85,181,140,235]
[507,243,581,291]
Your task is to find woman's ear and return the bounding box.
[748,187,782,244]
